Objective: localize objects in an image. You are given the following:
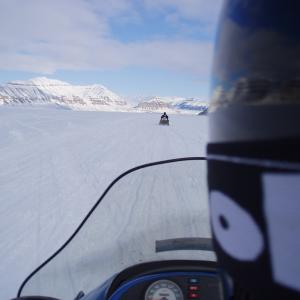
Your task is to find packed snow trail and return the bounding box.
[0,106,208,299]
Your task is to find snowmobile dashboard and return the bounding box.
[89,260,230,300]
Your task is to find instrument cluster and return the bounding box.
[106,261,228,300]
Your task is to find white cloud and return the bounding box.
[144,0,223,24]
[144,0,223,38]
[0,0,221,77]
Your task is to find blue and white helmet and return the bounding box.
[208,0,300,299]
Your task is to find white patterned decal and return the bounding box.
[210,191,264,261]
[263,173,300,292]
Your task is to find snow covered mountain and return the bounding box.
[0,77,129,111]
[134,96,208,114]
[134,96,175,112]
[0,77,208,114]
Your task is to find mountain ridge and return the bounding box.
[0,77,208,114]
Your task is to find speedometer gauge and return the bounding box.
[145,279,183,300]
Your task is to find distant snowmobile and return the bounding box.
[159,112,169,125]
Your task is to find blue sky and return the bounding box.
[0,0,222,99]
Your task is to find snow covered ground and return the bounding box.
[0,106,208,299]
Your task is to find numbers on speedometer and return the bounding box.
[144,279,183,300]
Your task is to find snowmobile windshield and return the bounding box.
[19,158,215,299]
